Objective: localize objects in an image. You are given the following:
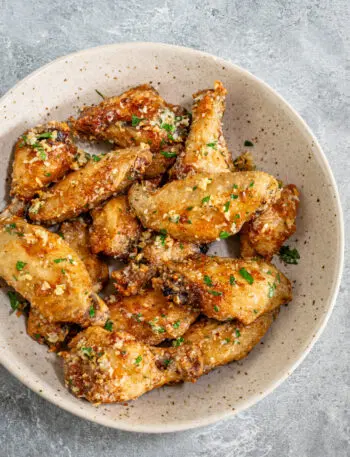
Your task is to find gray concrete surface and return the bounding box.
[0,0,349,456]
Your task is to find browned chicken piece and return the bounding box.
[232,151,256,171]
[129,171,280,243]
[71,84,191,178]
[183,312,274,373]
[105,289,199,345]
[60,218,109,292]
[11,122,78,200]
[0,216,109,326]
[155,254,291,324]
[62,326,202,403]
[90,195,141,259]
[112,230,200,296]
[62,311,273,404]
[170,81,233,179]
[28,145,152,225]
[27,307,69,351]
[240,185,299,260]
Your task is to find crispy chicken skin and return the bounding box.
[62,312,273,404]
[183,312,274,373]
[62,326,202,403]
[27,307,69,350]
[112,231,199,296]
[71,84,190,178]
[129,171,280,243]
[240,185,299,260]
[90,195,142,259]
[29,145,152,225]
[0,216,109,326]
[60,218,109,292]
[11,122,78,200]
[105,289,199,345]
[170,81,233,179]
[156,254,291,324]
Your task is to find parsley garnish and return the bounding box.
[239,268,254,284]
[135,355,143,365]
[36,132,53,140]
[53,258,66,264]
[159,229,167,246]
[208,290,222,296]
[132,313,142,322]
[268,282,276,298]
[131,115,143,127]
[192,186,198,191]
[219,231,230,239]
[244,140,254,147]
[92,154,101,162]
[8,291,20,311]
[235,328,241,338]
[172,337,184,347]
[16,261,27,271]
[186,206,193,211]
[249,180,255,188]
[206,141,217,149]
[104,320,113,331]
[163,359,172,367]
[203,275,213,286]
[201,195,211,205]
[161,150,177,158]
[214,305,220,312]
[229,275,236,285]
[81,347,93,358]
[172,320,180,329]
[224,201,230,212]
[279,246,300,265]
[95,89,105,99]
[231,194,238,200]
[89,306,95,318]
[161,123,175,133]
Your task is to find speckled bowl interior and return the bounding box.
[0,43,343,433]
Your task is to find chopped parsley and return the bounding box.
[186,206,193,211]
[249,180,255,188]
[36,132,53,140]
[104,320,113,331]
[231,194,238,200]
[203,275,213,286]
[134,355,143,365]
[172,337,184,347]
[279,246,300,265]
[233,184,238,189]
[172,320,180,329]
[161,123,175,133]
[131,115,143,127]
[89,306,95,318]
[53,258,66,264]
[206,141,217,149]
[57,232,65,239]
[214,305,220,312]
[179,243,184,250]
[239,268,254,284]
[224,338,230,344]
[224,201,230,212]
[201,195,211,205]
[8,291,20,311]
[208,290,222,297]
[163,358,172,367]
[192,186,198,191]
[268,282,277,298]
[229,275,236,285]
[132,313,143,322]
[244,140,254,147]
[16,261,27,271]
[44,172,51,177]
[219,231,230,239]
[253,309,259,314]
[95,89,105,99]
[81,347,93,358]
[161,150,178,158]
[92,154,101,162]
[159,229,167,246]
[235,328,241,338]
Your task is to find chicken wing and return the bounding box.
[155,254,291,324]
[112,230,200,296]
[60,218,109,292]
[0,216,109,326]
[170,81,233,179]
[27,307,69,350]
[62,311,272,403]
[29,145,152,225]
[105,289,199,345]
[71,84,190,178]
[129,171,280,243]
[11,122,78,200]
[240,185,299,260]
[90,195,141,259]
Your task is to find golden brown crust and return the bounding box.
[240,184,299,260]
[27,307,69,351]
[11,122,78,200]
[170,81,233,179]
[60,218,109,292]
[0,216,109,326]
[129,171,280,243]
[90,196,141,259]
[106,289,199,345]
[28,145,152,225]
[157,254,292,324]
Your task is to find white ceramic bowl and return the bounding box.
[0,43,344,433]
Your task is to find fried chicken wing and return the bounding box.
[29,145,152,225]
[27,307,69,350]
[62,311,273,403]
[240,185,299,260]
[170,81,233,179]
[129,171,279,243]
[0,216,109,326]
[90,195,141,259]
[71,84,190,178]
[112,231,199,296]
[60,218,109,292]
[11,122,78,200]
[105,289,199,345]
[62,326,202,403]
[156,254,291,324]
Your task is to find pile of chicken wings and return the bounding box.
[0,80,299,404]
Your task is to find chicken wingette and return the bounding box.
[60,218,109,292]
[11,122,79,200]
[105,289,199,345]
[90,195,141,259]
[129,171,280,243]
[62,312,273,403]
[170,81,233,179]
[0,216,109,326]
[27,307,70,350]
[240,184,299,260]
[71,84,191,178]
[29,145,152,225]
[155,254,291,324]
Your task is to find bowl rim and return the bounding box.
[0,41,344,433]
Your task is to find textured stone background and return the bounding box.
[0,0,349,456]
